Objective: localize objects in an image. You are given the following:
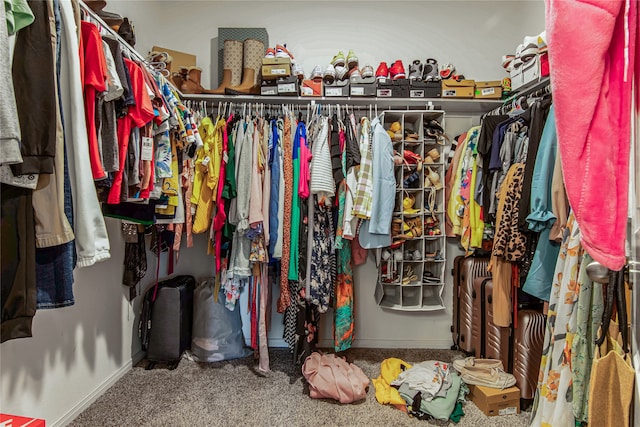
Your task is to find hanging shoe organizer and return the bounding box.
[375,110,447,311]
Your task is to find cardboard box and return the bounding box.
[376,80,409,98]
[324,80,349,97]
[262,63,291,80]
[263,57,291,65]
[277,76,299,96]
[409,80,442,98]
[441,79,475,98]
[152,46,197,72]
[301,79,322,97]
[468,385,520,417]
[260,80,278,96]
[475,81,503,99]
[350,76,376,97]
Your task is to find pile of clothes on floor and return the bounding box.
[373,358,468,422]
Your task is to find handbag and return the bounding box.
[302,352,369,403]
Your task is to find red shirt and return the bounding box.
[80,21,107,180]
[107,59,154,204]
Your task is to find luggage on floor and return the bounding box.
[191,279,251,362]
[140,275,195,369]
[452,256,490,352]
[482,278,511,371]
[512,309,545,399]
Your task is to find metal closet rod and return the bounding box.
[78,0,177,91]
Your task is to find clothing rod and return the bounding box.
[78,1,167,85]
[484,77,551,116]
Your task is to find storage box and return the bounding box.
[277,76,299,96]
[376,80,409,98]
[441,79,475,98]
[263,57,291,65]
[260,80,278,96]
[301,79,322,97]
[468,385,520,416]
[152,46,196,72]
[409,80,441,98]
[324,80,349,97]
[350,76,376,97]
[0,414,46,427]
[475,81,503,99]
[262,63,291,80]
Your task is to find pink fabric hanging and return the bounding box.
[546,0,637,270]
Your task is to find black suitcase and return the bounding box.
[452,256,490,352]
[140,275,195,369]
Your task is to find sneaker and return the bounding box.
[521,36,539,61]
[423,58,440,81]
[360,64,374,79]
[335,65,348,81]
[264,47,276,59]
[460,365,516,389]
[310,65,323,81]
[389,60,406,80]
[408,60,423,80]
[275,44,294,60]
[331,51,346,67]
[346,50,359,69]
[349,67,362,83]
[323,64,336,84]
[375,62,389,80]
[537,30,548,53]
[292,61,304,79]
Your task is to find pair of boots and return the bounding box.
[209,38,265,95]
[173,67,205,94]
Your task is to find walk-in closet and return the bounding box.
[1,1,638,426]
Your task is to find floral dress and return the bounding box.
[531,213,584,427]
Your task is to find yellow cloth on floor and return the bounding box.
[372,358,412,406]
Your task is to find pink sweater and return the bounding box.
[546,0,637,270]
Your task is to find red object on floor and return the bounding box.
[0,414,46,427]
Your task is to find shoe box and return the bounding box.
[262,57,292,80]
[260,76,299,96]
[468,385,520,417]
[512,51,549,91]
[376,79,409,98]
[441,79,475,98]
[474,81,503,99]
[324,80,349,97]
[350,76,376,97]
[301,79,322,97]
[408,80,441,98]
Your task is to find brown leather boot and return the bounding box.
[171,67,188,90]
[181,66,205,94]
[226,38,264,95]
[205,40,243,94]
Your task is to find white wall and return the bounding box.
[1,1,545,425]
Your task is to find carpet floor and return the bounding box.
[71,348,531,426]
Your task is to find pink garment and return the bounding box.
[302,352,369,403]
[299,135,312,198]
[248,120,264,226]
[546,0,637,270]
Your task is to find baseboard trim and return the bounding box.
[267,338,454,349]
[52,359,134,427]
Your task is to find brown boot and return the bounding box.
[181,66,205,94]
[172,67,188,90]
[205,40,243,94]
[226,38,264,95]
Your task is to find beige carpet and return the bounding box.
[71,348,531,426]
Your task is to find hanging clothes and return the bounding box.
[531,213,584,427]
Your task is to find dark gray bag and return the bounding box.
[141,275,195,369]
[191,279,251,362]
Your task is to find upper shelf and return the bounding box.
[180,93,503,115]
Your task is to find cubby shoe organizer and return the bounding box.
[374,110,447,311]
